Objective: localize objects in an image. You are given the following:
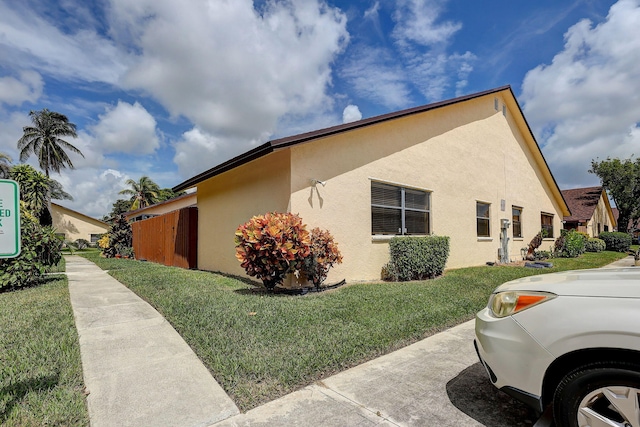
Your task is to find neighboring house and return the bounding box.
[51,203,109,244]
[173,85,570,283]
[561,187,616,237]
[125,192,197,222]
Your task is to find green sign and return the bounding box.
[0,180,20,258]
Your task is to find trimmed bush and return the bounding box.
[0,203,63,291]
[74,238,90,249]
[235,212,311,289]
[585,238,606,253]
[383,235,450,281]
[598,231,632,252]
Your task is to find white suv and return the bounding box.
[475,267,640,427]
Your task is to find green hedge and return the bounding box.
[384,235,450,281]
[598,231,632,252]
[585,238,606,253]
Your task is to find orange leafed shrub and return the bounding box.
[235,212,311,289]
[303,227,343,289]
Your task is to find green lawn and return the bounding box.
[78,250,627,411]
[0,276,89,426]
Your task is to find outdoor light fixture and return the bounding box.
[311,179,326,187]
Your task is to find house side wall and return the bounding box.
[588,193,616,236]
[288,94,564,282]
[196,149,291,274]
[51,206,109,242]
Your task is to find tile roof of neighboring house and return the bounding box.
[561,187,604,222]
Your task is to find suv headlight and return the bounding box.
[488,291,556,318]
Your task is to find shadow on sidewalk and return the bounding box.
[446,363,537,427]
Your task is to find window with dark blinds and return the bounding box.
[371,182,429,235]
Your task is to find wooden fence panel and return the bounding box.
[132,207,197,269]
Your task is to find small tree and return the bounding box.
[102,214,133,258]
[303,228,343,290]
[235,212,311,290]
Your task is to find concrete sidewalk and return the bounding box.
[65,255,239,427]
[67,255,634,427]
[211,320,486,427]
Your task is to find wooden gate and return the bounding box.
[131,207,197,269]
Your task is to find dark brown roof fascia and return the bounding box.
[173,85,513,192]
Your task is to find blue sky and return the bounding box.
[1,0,639,218]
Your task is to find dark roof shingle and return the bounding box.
[561,187,603,222]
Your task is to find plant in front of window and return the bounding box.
[302,227,343,290]
[235,212,311,290]
[383,235,450,281]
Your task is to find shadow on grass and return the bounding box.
[0,374,59,423]
[0,275,65,295]
[446,363,538,427]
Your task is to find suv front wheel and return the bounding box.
[553,362,640,427]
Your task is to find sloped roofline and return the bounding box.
[172,85,570,215]
[51,202,109,227]
[124,191,197,217]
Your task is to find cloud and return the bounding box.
[341,0,475,107]
[521,0,640,189]
[340,46,412,109]
[342,105,362,123]
[173,127,248,178]
[89,101,160,155]
[0,1,129,84]
[392,0,462,48]
[115,0,348,142]
[0,71,43,106]
[54,168,132,219]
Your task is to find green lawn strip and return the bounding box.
[78,250,626,411]
[0,277,89,427]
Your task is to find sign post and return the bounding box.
[0,179,20,258]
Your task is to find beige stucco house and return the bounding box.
[173,85,570,283]
[51,203,109,244]
[561,187,616,237]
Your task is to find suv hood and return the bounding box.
[495,268,640,298]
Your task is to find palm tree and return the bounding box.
[119,176,161,210]
[9,164,72,225]
[17,108,84,177]
[0,152,11,179]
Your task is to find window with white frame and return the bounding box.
[371,181,430,235]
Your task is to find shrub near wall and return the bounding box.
[585,238,606,253]
[598,231,632,252]
[384,236,450,281]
